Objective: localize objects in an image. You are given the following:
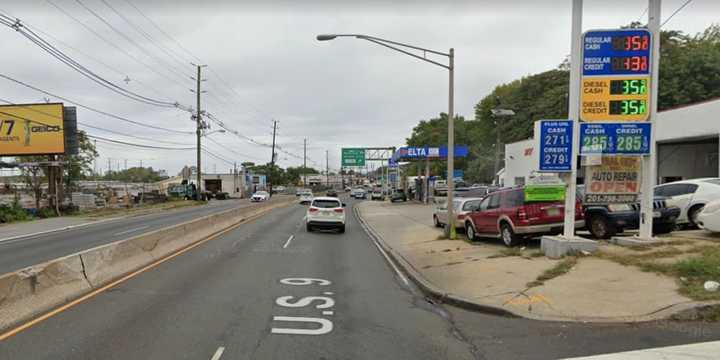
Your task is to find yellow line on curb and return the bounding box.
[0,202,289,342]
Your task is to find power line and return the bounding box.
[0,14,182,108]
[42,0,190,93]
[73,0,190,82]
[0,73,194,135]
[87,134,195,150]
[98,0,190,70]
[662,0,693,28]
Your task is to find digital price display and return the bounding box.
[579,122,651,155]
[538,120,573,172]
[609,99,646,115]
[581,29,651,122]
[582,29,651,76]
[609,79,647,95]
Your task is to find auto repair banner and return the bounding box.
[584,156,640,204]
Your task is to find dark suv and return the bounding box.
[578,186,680,239]
[465,187,584,247]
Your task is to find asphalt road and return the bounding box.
[0,199,253,274]
[1,199,718,360]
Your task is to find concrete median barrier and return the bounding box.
[0,254,91,331]
[0,196,295,331]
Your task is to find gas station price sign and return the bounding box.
[579,122,651,155]
[581,29,651,122]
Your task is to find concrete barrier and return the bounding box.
[0,196,295,331]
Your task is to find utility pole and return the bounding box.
[269,120,277,196]
[107,158,111,177]
[193,63,207,200]
[326,150,329,188]
[303,138,307,187]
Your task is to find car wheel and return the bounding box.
[433,215,442,228]
[500,222,520,247]
[306,224,312,232]
[338,225,345,234]
[687,205,705,228]
[466,222,478,241]
[589,215,616,239]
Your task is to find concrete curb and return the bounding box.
[0,197,295,332]
[353,203,720,323]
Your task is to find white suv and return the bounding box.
[306,197,346,233]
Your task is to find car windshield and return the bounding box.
[312,199,341,208]
[255,192,268,196]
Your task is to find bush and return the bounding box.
[36,207,58,219]
[0,204,29,223]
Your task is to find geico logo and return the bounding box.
[31,125,61,132]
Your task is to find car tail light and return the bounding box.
[309,207,319,212]
[517,208,527,220]
[334,208,344,213]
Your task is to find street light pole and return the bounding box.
[316,33,455,238]
[446,48,456,239]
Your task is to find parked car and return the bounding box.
[578,185,680,239]
[454,186,499,198]
[697,198,720,232]
[434,197,483,229]
[326,189,338,197]
[654,178,720,227]
[274,186,286,193]
[296,188,310,197]
[464,187,584,247]
[371,189,385,201]
[306,197,346,233]
[299,191,313,204]
[350,187,367,199]
[251,191,269,202]
[390,189,407,202]
[433,180,448,196]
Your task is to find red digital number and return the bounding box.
[624,35,649,51]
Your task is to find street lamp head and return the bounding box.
[491,108,516,117]
[316,34,337,41]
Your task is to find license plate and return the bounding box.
[546,208,561,216]
[322,211,332,215]
[653,211,661,218]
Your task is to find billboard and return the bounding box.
[584,156,641,204]
[0,103,65,156]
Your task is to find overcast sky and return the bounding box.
[1,0,717,175]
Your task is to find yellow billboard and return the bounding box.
[581,76,650,122]
[0,103,65,156]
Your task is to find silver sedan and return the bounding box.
[433,197,484,229]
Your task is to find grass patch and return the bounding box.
[488,247,523,259]
[80,200,206,218]
[526,257,578,288]
[599,245,720,301]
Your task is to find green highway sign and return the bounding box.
[341,148,365,167]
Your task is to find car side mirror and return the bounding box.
[342,203,347,207]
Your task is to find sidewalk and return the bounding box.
[356,200,720,322]
[0,216,109,242]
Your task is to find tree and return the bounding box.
[63,131,98,191]
[104,167,165,183]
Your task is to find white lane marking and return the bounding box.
[370,235,410,286]
[112,225,150,236]
[210,346,225,360]
[282,235,294,248]
[323,291,333,295]
[322,311,333,315]
[0,217,123,245]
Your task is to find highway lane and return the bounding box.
[1,199,719,359]
[0,199,255,274]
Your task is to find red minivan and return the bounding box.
[464,187,584,246]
